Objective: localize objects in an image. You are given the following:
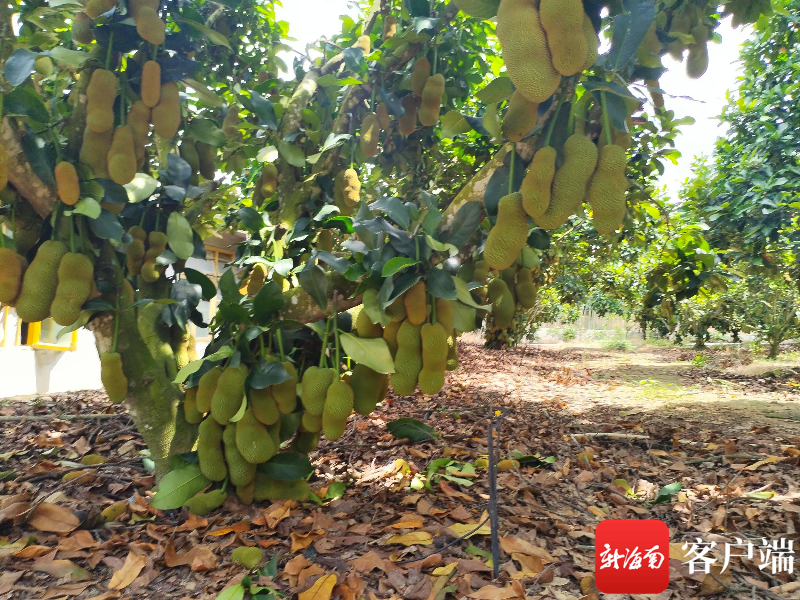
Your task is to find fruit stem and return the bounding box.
[50,201,62,240]
[319,318,329,368]
[105,31,114,71]
[544,93,566,147]
[69,214,75,253]
[276,327,285,361]
[431,294,437,324]
[508,147,515,195]
[601,91,613,147]
[333,301,341,376]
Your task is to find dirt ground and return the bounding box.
[1,339,798,600]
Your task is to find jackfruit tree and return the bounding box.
[0,0,778,506]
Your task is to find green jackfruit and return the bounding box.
[141,231,168,283]
[540,0,588,76]
[484,193,528,270]
[85,0,118,18]
[80,127,113,178]
[301,366,336,416]
[376,102,392,129]
[332,170,352,216]
[172,327,197,371]
[253,474,311,502]
[211,364,248,425]
[152,82,180,139]
[55,161,80,206]
[386,294,407,321]
[184,489,227,516]
[236,480,255,505]
[488,278,514,329]
[342,168,361,206]
[404,281,427,325]
[141,60,161,108]
[196,142,216,180]
[249,386,280,425]
[224,423,257,486]
[180,138,200,179]
[419,322,448,395]
[51,253,94,326]
[86,69,117,133]
[247,263,266,295]
[472,260,490,285]
[383,319,401,358]
[223,107,240,138]
[521,146,556,219]
[411,57,430,97]
[516,268,537,309]
[582,14,600,70]
[435,299,454,333]
[183,387,204,424]
[399,95,419,137]
[198,417,227,481]
[15,240,68,323]
[100,352,128,404]
[419,74,444,127]
[126,237,145,277]
[496,0,561,103]
[446,333,459,371]
[231,546,263,570]
[360,112,380,157]
[301,411,322,433]
[196,366,222,414]
[292,431,321,454]
[273,361,298,414]
[351,364,389,415]
[501,268,517,304]
[134,6,166,46]
[137,302,176,380]
[355,307,382,338]
[502,90,539,142]
[322,380,354,440]
[383,15,397,40]
[0,248,25,306]
[687,26,709,79]
[317,230,334,253]
[390,320,422,396]
[107,124,138,185]
[353,35,371,54]
[588,144,629,235]
[72,12,94,44]
[536,133,598,230]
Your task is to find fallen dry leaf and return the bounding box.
[387,514,425,530]
[386,531,433,546]
[0,501,32,525]
[699,565,732,595]
[28,502,81,533]
[164,541,217,572]
[469,585,521,600]
[14,544,53,558]
[108,551,146,590]
[84,593,121,600]
[40,581,93,599]
[351,550,386,573]
[448,522,491,538]
[499,536,555,562]
[32,557,92,581]
[0,571,23,595]
[291,529,325,552]
[205,519,250,537]
[299,573,338,600]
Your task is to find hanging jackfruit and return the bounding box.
[141,60,161,108]
[198,417,227,481]
[418,74,444,127]
[196,142,216,179]
[383,15,397,40]
[211,364,249,425]
[247,263,266,295]
[126,227,146,276]
[502,91,539,142]
[386,294,407,321]
[322,380,354,440]
[86,69,118,133]
[687,25,710,79]
[501,268,517,304]
[301,411,322,433]
[399,95,418,137]
[249,386,280,425]
[85,0,117,19]
[488,278,514,329]
[292,431,321,454]
[411,57,430,97]
[100,352,128,404]
[355,307,382,338]
[484,192,528,270]
[539,0,588,76]
[376,103,391,129]
[588,144,630,235]
[127,100,150,169]
[183,387,204,424]
[317,229,334,253]
[141,231,167,282]
[0,248,25,306]
[353,35,371,54]
[253,474,311,502]
[383,319,401,358]
[134,6,166,45]
[152,82,180,139]
[435,299,454,333]
[15,240,68,323]
[222,422,256,486]
[418,322,448,395]
[472,260,490,285]
[72,12,94,44]
[172,327,197,371]
[582,14,600,70]
[360,112,380,157]
[301,366,336,416]
[404,281,427,325]
[272,361,298,414]
[80,127,113,178]
[521,146,556,219]
[446,332,459,371]
[180,138,200,181]
[496,0,561,103]
[223,107,239,138]
[332,170,352,216]
[351,364,389,415]
[516,268,537,309]
[196,365,222,414]
[536,133,598,230]
[108,125,137,185]
[236,407,275,464]
[184,489,227,516]
[342,168,360,206]
[54,162,80,206]
[51,253,94,326]
[236,480,255,505]
[390,320,422,395]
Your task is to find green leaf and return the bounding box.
[454,277,490,310]
[260,451,313,480]
[605,0,656,72]
[425,234,458,256]
[219,268,242,302]
[4,49,36,86]
[453,0,500,19]
[382,257,418,277]
[250,358,291,389]
[253,281,285,320]
[5,86,50,122]
[71,197,101,219]
[88,210,123,241]
[55,311,91,340]
[278,141,305,167]
[339,333,396,374]
[426,269,458,300]
[325,481,347,500]
[483,102,502,140]
[150,463,212,509]
[49,47,90,68]
[124,174,159,203]
[440,111,472,139]
[362,289,392,327]
[184,78,224,107]
[167,212,195,260]
[476,77,513,104]
[183,268,216,301]
[651,482,682,505]
[214,584,246,600]
[452,300,478,332]
[297,264,328,310]
[174,359,205,384]
[177,18,232,48]
[186,118,228,147]
[386,418,437,442]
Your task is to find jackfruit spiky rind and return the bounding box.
[15,240,69,323]
[249,386,280,425]
[360,113,380,157]
[376,102,392,129]
[322,380,354,440]
[435,299,455,333]
[108,125,137,185]
[383,319,401,358]
[411,57,431,97]
[484,193,528,270]
[292,431,321,454]
[351,364,388,415]
[141,60,161,108]
[272,361,298,414]
[100,352,128,404]
[342,168,361,206]
[236,480,255,505]
[582,15,600,70]
[54,161,80,206]
[224,423,257,486]
[86,69,118,133]
[301,366,336,416]
[51,253,94,326]
[198,417,227,481]
[0,248,25,306]
[399,95,419,136]
[539,0,588,76]
[382,15,397,40]
[502,91,539,142]
[588,144,630,235]
[301,411,322,433]
[247,263,266,295]
[516,268,538,309]
[521,146,557,219]
[196,142,216,180]
[488,278,515,329]
[355,307,383,338]
[472,260,490,284]
[253,474,311,502]
[419,74,445,127]
[210,364,249,425]
[196,366,222,414]
[390,320,423,396]
[80,127,113,178]
[386,294,407,321]
[152,82,181,139]
[183,387,204,424]
[496,0,561,103]
[134,6,166,45]
[184,489,227,516]
[419,322,448,394]
[404,281,427,325]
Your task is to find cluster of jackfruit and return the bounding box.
[496,0,599,105]
[124,228,169,283]
[397,56,444,131]
[332,168,361,216]
[660,7,713,79]
[181,136,218,185]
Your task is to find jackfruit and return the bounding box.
[399,95,418,137]
[223,423,257,486]
[198,417,227,481]
[15,240,68,323]
[502,90,539,142]
[351,364,389,415]
[137,302,176,379]
[141,60,161,108]
[588,144,629,235]
[135,6,166,46]
[488,278,514,329]
[383,15,397,40]
[322,380,354,440]
[496,0,561,103]
[172,327,197,371]
[418,322,448,394]
[536,133,598,230]
[342,168,360,206]
[108,125,137,185]
[0,248,25,305]
[411,57,430,97]
[247,263,266,295]
[197,142,216,179]
[249,386,280,425]
[141,231,167,283]
[582,14,600,70]
[127,100,150,169]
[211,364,249,425]
[33,56,52,78]
[484,192,527,270]
[418,74,444,127]
[353,35,371,54]
[223,107,239,138]
[231,546,263,570]
[404,281,427,325]
[539,0,587,76]
[100,352,128,404]
[86,69,118,133]
[261,163,278,196]
[183,387,204,424]
[292,431,321,454]
[472,260,490,285]
[355,307,382,338]
[301,366,336,416]
[687,25,709,79]
[521,146,556,219]
[386,294,407,321]
[152,82,180,139]
[376,102,391,129]
[446,333,459,371]
[51,253,94,326]
[272,361,298,414]
[184,489,227,516]
[253,474,311,502]
[80,127,113,178]
[84,0,117,19]
[301,411,322,433]
[390,320,422,396]
[435,299,454,333]
[516,268,537,309]
[72,12,94,45]
[196,366,222,414]
[360,112,380,157]
[236,480,255,505]
[54,162,80,206]
[501,268,517,303]
[317,229,334,253]
[383,319,401,358]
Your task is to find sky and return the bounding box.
[274,3,752,201]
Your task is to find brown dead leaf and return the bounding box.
[175,513,208,532]
[386,531,433,546]
[291,529,325,553]
[469,585,521,600]
[439,481,474,502]
[284,554,311,576]
[28,503,81,533]
[335,572,366,600]
[742,456,780,471]
[299,573,338,600]
[351,550,386,573]
[499,536,555,562]
[14,544,53,558]
[32,557,92,581]
[59,530,100,551]
[205,519,250,537]
[164,541,216,572]
[699,565,731,595]
[0,501,32,525]
[448,505,473,522]
[0,571,23,595]
[40,581,93,599]
[387,514,425,530]
[448,522,491,538]
[512,552,544,575]
[108,551,146,590]
[263,500,294,529]
[84,593,121,600]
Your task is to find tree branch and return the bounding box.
[1,118,57,218]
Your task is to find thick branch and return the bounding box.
[1,118,57,218]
